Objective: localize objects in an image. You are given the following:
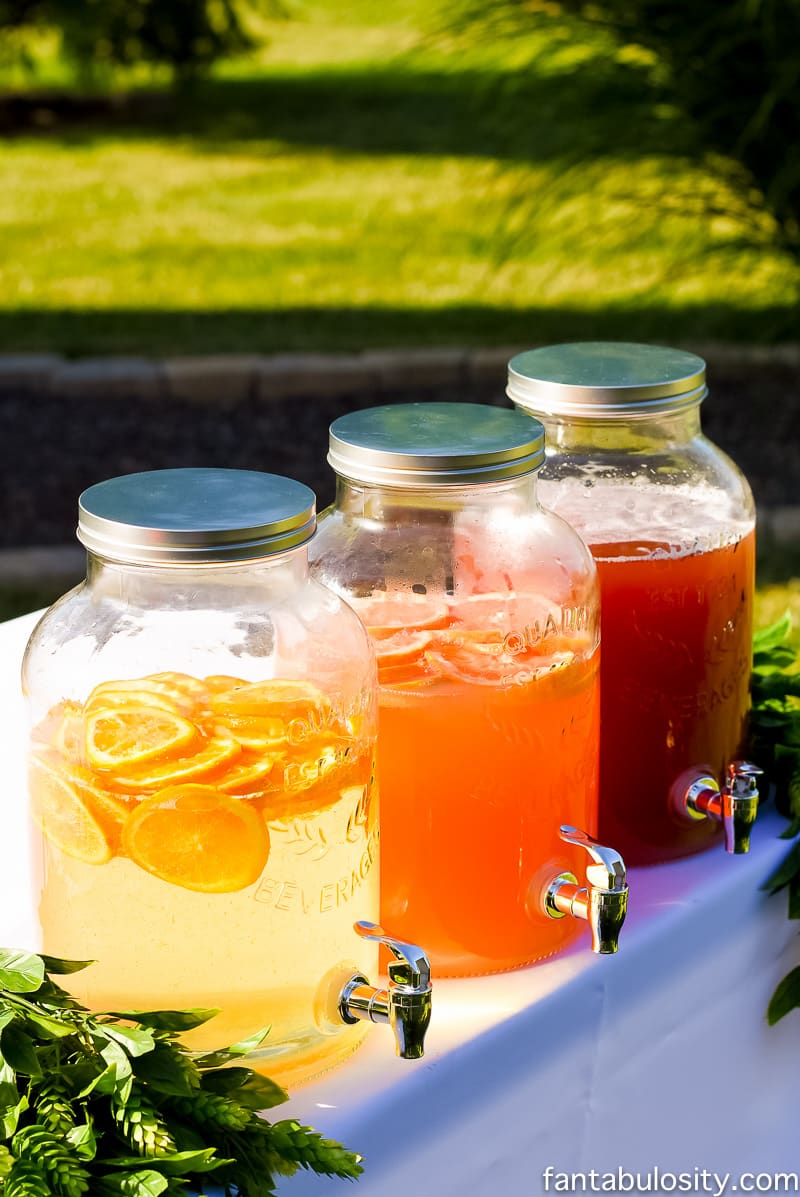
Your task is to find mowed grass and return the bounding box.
[0,1,798,355]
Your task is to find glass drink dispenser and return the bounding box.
[310,403,628,977]
[22,468,431,1087]
[507,343,759,865]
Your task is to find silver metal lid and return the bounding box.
[507,342,707,418]
[328,403,545,487]
[77,468,316,565]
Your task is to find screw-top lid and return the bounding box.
[328,402,545,487]
[507,342,707,418]
[77,468,316,565]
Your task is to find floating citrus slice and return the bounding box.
[110,727,241,791]
[373,629,434,668]
[218,751,282,795]
[213,713,288,752]
[29,753,115,865]
[85,677,198,718]
[122,784,270,892]
[351,594,451,636]
[209,678,331,725]
[424,643,516,685]
[204,674,246,696]
[85,706,200,773]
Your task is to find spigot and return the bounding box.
[338,921,432,1060]
[670,760,763,854]
[543,826,628,954]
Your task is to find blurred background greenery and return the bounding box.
[0,0,798,355]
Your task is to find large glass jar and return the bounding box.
[309,403,601,977]
[22,468,379,1087]
[507,343,755,865]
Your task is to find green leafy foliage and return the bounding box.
[0,953,363,1196]
[752,614,800,1023]
[0,0,251,81]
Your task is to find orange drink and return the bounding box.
[29,670,377,1087]
[592,531,755,863]
[352,593,600,977]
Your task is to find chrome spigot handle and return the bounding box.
[338,922,432,1060]
[671,760,762,855]
[544,826,629,954]
[353,920,431,991]
[558,825,627,892]
[722,761,763,855]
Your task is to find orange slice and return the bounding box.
[85,706,200,774]
[29,753,114,865]
[213,714,288,752]
[350,594,451,636]
[85,677,197,718]
[122,784,270,892]
[204,674,246,695]
[218,752,282,796]
[110,727,241,791]
[209,679,330,722]
[424,643,515,685]
[373,629,434,669]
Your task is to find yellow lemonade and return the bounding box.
[29,671,378,1088]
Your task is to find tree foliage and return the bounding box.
[478,0,800,256]
[0,0,252,80]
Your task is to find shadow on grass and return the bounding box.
[2,60,686,165]
[1,301,799,357]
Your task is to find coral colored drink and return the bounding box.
[592,531,755,864]
[353,593,600,977]
[29,670,377,1087]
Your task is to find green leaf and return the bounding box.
[106,1148,229,1176]
[192,1025,270,1068]
[0,950,45,994]
[754,612,793,653]
[94,1169,170,1196]
[107,1009,219,1033]
[779,817,800,839]
[230,1074,288,1111]
[132,1047,196,1097]
[0,1089,28,1139]
[761,841,800,893]
[100,1037,133,1101]
[788,874,800,920]
[1,1026,42,1076]
[200,1065,288,1109]
[753,645,797,671]
[66,1121,97,1161]
[768,965,800,1025]
[101,1024,157,1058]
[40,955,94,976]
[8,995,74,1038]
[0,1145,13,1178]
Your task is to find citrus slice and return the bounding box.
[209,679,330,722]
[85,706,200,773]
[424,643,515,685]
[218,752,282,796]
[85,677,196,717]
[204,674,246,695]
[213,714,288,752]
[373,629,434,669]
[29,753,114,865]
[122,784,269,892]
[350,594,451,636]
[110,727,241,791]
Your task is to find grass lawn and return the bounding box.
[0,1,798,356]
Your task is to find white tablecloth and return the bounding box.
[1,612,798,1197]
